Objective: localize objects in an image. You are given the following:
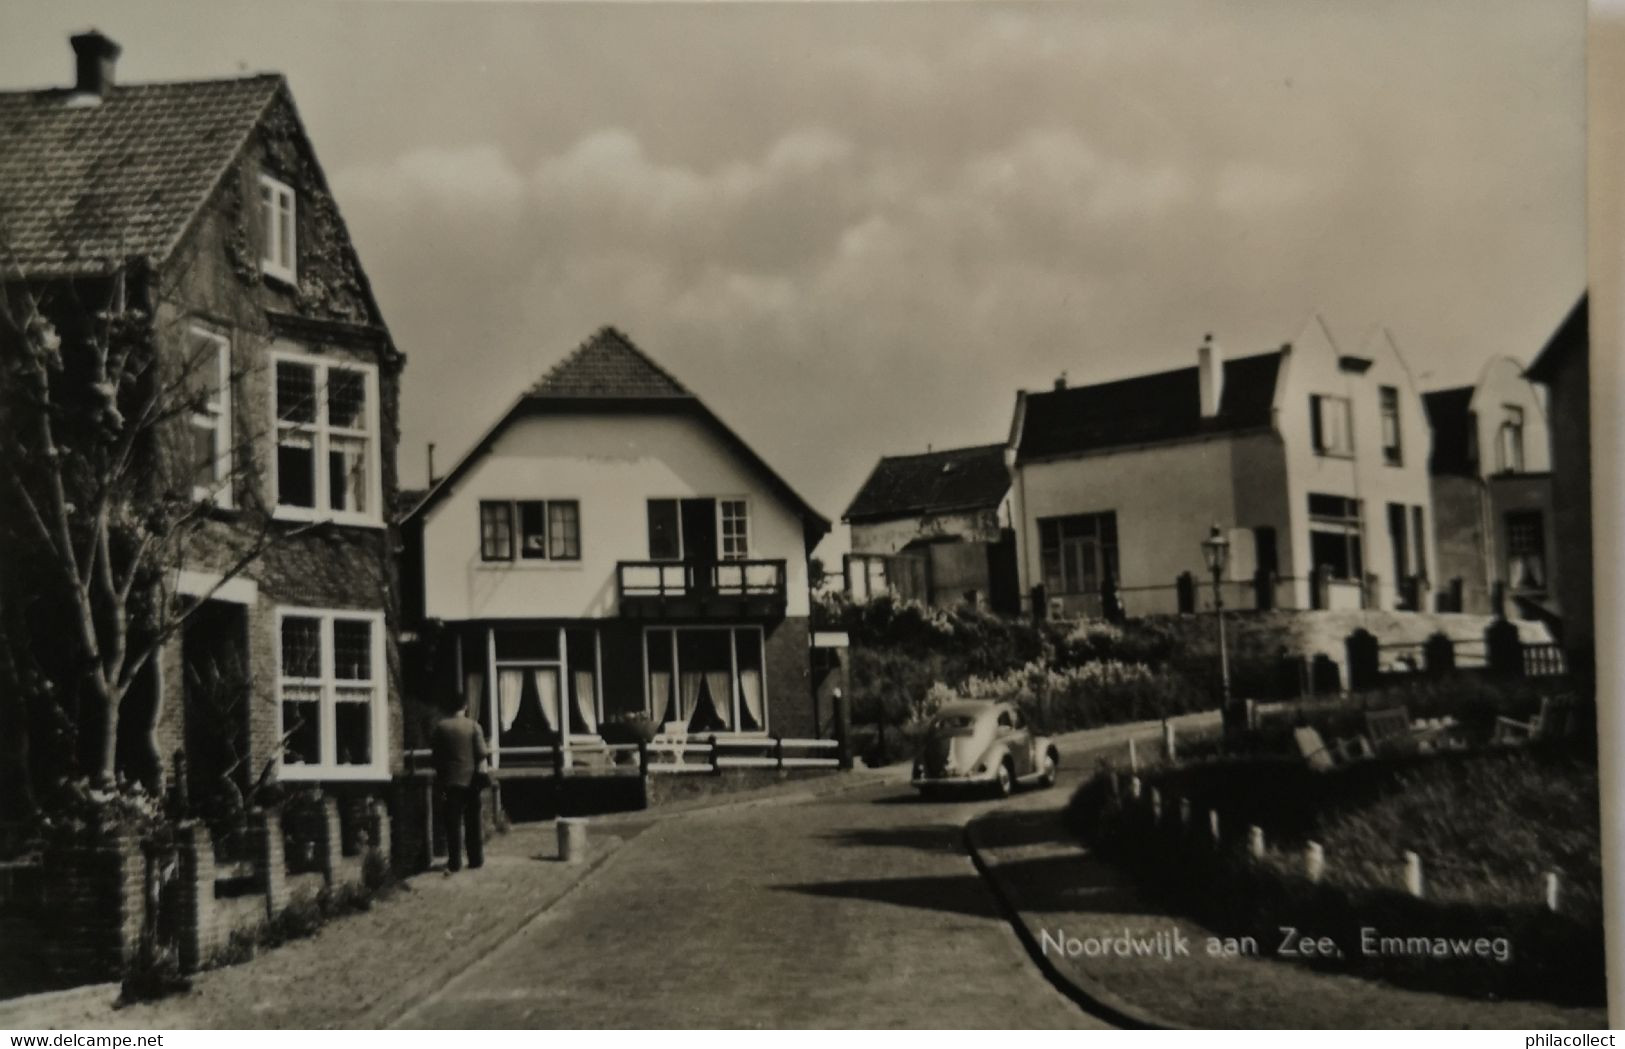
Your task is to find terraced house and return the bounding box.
[0,33,405,814]
[401,328,830,769]
[1006,319,1436,619]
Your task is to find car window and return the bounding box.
[996,710,1014,729]
[934,714,977,730]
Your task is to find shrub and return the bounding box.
[601,712,659,745]
[956,659,1213,733]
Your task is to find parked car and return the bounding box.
[912,699,1059,797]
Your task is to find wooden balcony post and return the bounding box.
[774,734,785,770]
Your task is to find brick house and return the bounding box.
[1422,358,1554,618]
[401,327,830,768]
[0,34,405,811]
[842,444,1020,614]
[1006,319,1436,618]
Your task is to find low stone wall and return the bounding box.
[642,766,842,808]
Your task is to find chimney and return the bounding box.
[70,30,121,99]
[1053,371,1068,391]
[1197,332,1223,418]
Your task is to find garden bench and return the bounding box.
[1492,693,1578,745]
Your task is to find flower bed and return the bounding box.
[1067,745,1605,1005]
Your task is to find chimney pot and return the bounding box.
[70,30,121,99]
[1054,371,1067,391]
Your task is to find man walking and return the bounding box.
[431,698,490,874]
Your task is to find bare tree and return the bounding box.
[0,226,320,795]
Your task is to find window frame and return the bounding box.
[477,498,581,564]
[1504,509,1546,591]
[718,497,750,561]
[269,347,382,527]
[275,606,388,781]
[1498,404,1526,474]
[641,624,769,735]
[1311,394,1355,458]
[1037,512,1119,595]
[1308,492,1364,581]
[1378,385,1403,466]
[258,173,297,284]
[187,325,234,508]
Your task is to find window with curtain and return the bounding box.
[1311,394,1354,457]
[645,627,765,733]
[277,609,384,776]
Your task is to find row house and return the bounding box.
[1423,359,1554,618]
[842,443,1020,614]
[401,328,830,768]
[0,34,405,806]
[1006,319,1436,618]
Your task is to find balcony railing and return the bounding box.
[617,559,789,618]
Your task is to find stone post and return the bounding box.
[321,796,344,884]
[175,821,217,972]
[1305,841,1325,884]
[1248,825,1266,860]
[1403,851,1424,897]
[250,807,286,919]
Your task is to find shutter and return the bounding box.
[1310,395,1324,451]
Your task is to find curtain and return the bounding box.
[679,672,703,724]
[497,669,524,732]
[532,669,560,733]
[705,670,733,730]
[649,670,671,724]
[463,669,485,720]
[573,670,598,733]
[739,667,764,730]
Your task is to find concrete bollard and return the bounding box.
[1403,851,1424,897]
[1128,737,1139,774]
[1148,787,1162,823]
[1248,825,1266,860]
[1544,871,1561,912]
[1162,722,1177,763]
[1129,775,1142,800]
[1305,841,1324,883]
[1207,809,1221,843]
[557,817,589,865]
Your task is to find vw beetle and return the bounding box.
[912,699,1059,797]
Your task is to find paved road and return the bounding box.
[395,775,1103,1028]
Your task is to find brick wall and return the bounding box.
[764,616,814,738]
[38,823,146,984]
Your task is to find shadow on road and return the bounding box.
[773,873,1002,918]
[819,825,965,852]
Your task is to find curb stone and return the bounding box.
[963,813,1178,1031]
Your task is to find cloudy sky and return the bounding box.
[1,1,1586,559]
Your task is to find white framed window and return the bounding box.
[276,607,387,780]
[719,498,750,560]
[1311,394,1354,457]
[259,174,297,284]
[271,347,381,526]
[477,499,581,562]
[186,326,233,507]
[642,625,767,734]
[1498,405,1526,473]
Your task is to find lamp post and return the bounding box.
[1201,525,1233,712]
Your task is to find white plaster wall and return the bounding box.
[420,410,812,620]
[1468,356,1552,477]
[1011,431,1290,605]
[1275,321,1438,611]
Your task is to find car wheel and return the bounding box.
[993,760,1014,798]
[1038,749,1058,788]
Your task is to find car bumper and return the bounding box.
[911,768,999,789]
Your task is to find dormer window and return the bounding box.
[259,174,297,284]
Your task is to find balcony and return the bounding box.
[617,559,789,620]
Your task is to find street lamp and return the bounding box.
[1201,524,1233,710]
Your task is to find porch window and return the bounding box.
[277,609,385,778]
[645,627,766,733]
[1038,512,1118,595]
[488,627,601,756]
[187,327,233,506]
[1311,394,1354,457]
[1308,493,1363,581]
[1506,510,1546,590]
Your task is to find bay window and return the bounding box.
[277,608,386,778]
[273,350,380,524]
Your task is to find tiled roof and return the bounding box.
[844,443,1010,523]
[0,75,281,277]
[1016,351,1283,462]
[530,326,691,398]
[1422,386,1476,476]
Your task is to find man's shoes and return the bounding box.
[469,862,484,870]
[444,867,459,877]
